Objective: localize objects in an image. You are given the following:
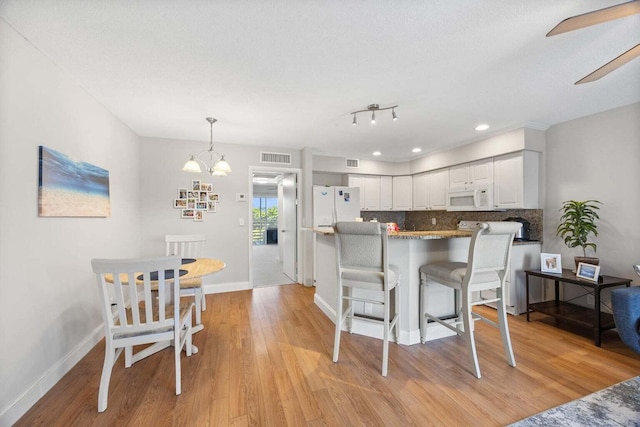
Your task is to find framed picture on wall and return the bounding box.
[576,262,600,282]
[191,180,201,191]
[177,188,188,199]
[174,199,187,208]
[540,253,562,273]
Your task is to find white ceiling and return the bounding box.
[2,1,639,162]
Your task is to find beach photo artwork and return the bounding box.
[38,146,111,217]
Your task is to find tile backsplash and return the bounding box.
[360,209,543,241]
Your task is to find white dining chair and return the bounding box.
[333,221,400,377]
[165,234,206,326]
[91,256,194,412]
[419,222,521,378]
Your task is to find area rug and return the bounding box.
[509,376,640,426]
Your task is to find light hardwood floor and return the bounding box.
[16,284,640,426]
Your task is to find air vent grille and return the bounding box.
[260,152,292,165]
[346,158,360,168]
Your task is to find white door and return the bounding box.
[281,173,297,281]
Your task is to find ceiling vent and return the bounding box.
[346,158,360,169]
[260,152,292,165]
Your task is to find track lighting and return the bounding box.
[351,104,398,126]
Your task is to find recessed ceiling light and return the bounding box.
[412,148,422,153]
[372,151,381,156]
[475,124,490,131]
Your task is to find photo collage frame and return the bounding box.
[174,180,220,221]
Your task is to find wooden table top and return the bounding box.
[106,258,226,284]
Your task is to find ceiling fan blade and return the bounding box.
[547,0,640,36]
[575,43,640,84]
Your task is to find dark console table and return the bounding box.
[525,269,631,346]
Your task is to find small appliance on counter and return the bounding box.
[503,217,531,241]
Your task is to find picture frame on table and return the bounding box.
[540,253,562,273]
[576,262,600,282]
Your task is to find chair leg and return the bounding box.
[333,285,343,363]
[382,289,390,377]
[98,344,116,412]
[419,277,427,344]
[394,280,401,343]
[497,288,516,368]
[462,290,481,379]
[174,336,182,395]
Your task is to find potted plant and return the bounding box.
[556,199,602,270]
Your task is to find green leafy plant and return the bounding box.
[556,200,602,257]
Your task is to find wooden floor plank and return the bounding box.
[14,284,640,426]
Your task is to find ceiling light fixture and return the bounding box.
[351,104,398,126]
[373,151,382,156]
[412,148,422,153]
[475,124,490,131]
[183,117,232,176]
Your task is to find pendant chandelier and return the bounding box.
[182,117,232,176]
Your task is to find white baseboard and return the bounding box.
[313,293,455,346]
[204,281,251,294]
[0,325,104,427]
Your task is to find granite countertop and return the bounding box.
[311,227,541,244]
[388,230,472,239]
[311,227,471,239]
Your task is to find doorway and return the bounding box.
[250,168,299,287]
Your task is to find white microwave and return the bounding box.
[446,185,494,211]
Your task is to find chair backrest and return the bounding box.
[466,222,522,285]
[165,234,206,258]
[334,222,387,270]
[91,256,182,336]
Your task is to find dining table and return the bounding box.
[105,257,226,353]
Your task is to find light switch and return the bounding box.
[432,218,437,225]
[239,218,245,226]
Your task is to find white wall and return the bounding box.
[543,102,640,283]
[0,19,142,425]
[138,137,301,289]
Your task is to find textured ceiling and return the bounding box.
[1,0,639,162]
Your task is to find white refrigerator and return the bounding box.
[312,186,361,227]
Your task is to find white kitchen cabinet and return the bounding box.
[493,151,539,209]
[480,242,541,315]
[428,168,448,210]
[380,176,393,210]
[412,173,429,210]
[392,176,413,210]
[449,158,493,190]
[362,175,381,210]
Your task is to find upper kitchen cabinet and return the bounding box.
[392,175,413,210]
[412,172,429,210]
[449,158,493,190]
[428,168,448,210]
[347,174,383,211]
[380,176,393,210]
[493,151,540,209]
[413,168,447,210]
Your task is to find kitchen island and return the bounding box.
[313,227,540,345]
